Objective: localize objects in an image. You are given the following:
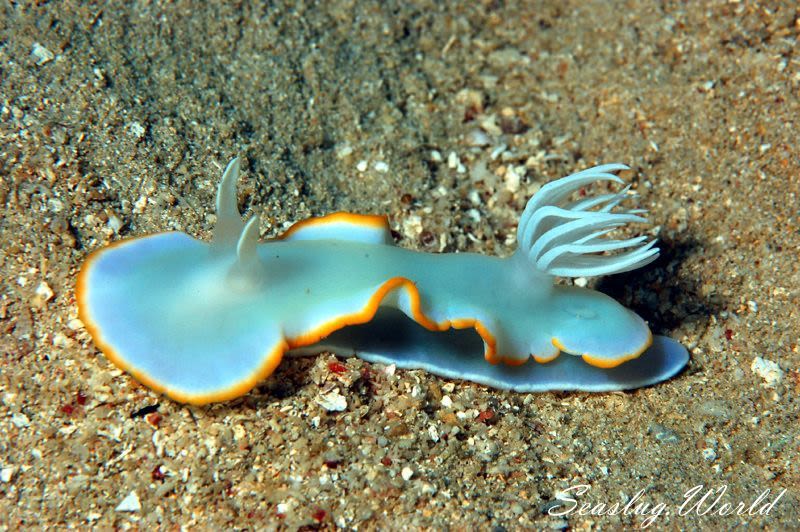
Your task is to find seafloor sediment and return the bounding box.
[1,1,797,528]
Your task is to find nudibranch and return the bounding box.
[77,159,688,404]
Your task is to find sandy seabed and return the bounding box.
[1,1,798,529]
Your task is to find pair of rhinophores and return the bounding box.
[77,158,688,404]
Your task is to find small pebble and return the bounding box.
[11,413,30,428]
[128,121,146,140]
[649,423,680,443]
[115,490,141,512]
[316,390,347,412]
[133,196,148,213]
[107,214,124,233]
[48,198,65,213]
[335,144,353,159]
[454,88,484,114]
[402,214,423,238]
[420,482,437,495]
[31,42,54,65]
[751,357,783,387]
[447,151,459,169]
[1,466,15,483]
[401,467,413,481]
[465,129,490,147]
[504,165,522,193]
[33,281,54,308]
[52,332,73,348]
[490,145,507,160]
[698,400,732,421]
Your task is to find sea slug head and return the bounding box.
[210,157,267,290]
